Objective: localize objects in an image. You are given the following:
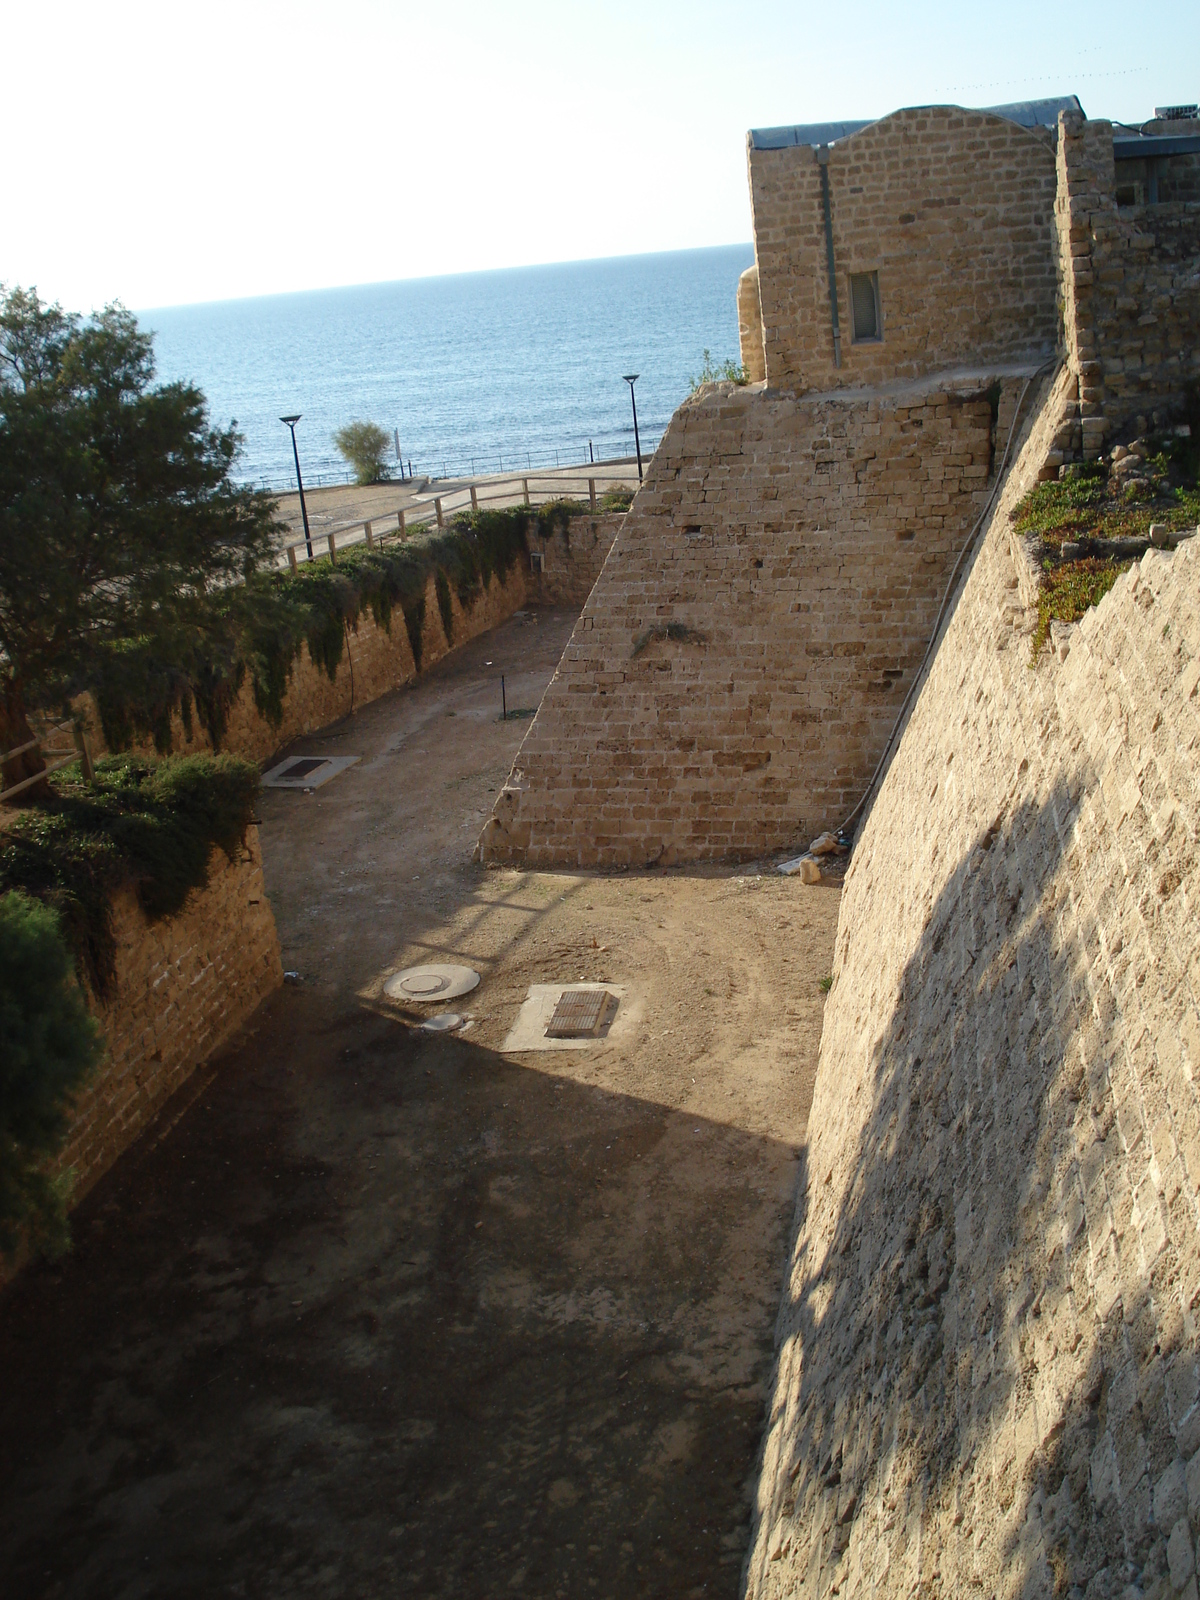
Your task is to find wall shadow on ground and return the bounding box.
[0,987,797,1600]
[754,774,1190,1598]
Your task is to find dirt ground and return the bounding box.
[0,610,840,1600]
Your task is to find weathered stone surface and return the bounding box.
[55,831,283,1204]
[479,372,1031,867]
[745,376,1200,1600]
[748,106,1060,394]
[84,515,620,766]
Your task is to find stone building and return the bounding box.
[478,100,1200,870]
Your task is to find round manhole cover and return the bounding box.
[384,964,480,1003]
[420,1012,464,1033]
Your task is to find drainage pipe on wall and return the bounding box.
[817,145,842,369]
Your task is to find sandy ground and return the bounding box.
[0,609,839,1600]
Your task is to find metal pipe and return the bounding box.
[817,147,842,369]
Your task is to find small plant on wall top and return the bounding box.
[333,421,392,485]
[689,349,748,393]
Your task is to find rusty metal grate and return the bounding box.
[278,758,328,780]
[544,987,618,1039]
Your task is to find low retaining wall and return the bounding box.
[746,373,1200,1599]
[58,830,282,1202]
[85,515,620,766]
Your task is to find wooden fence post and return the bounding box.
[435,497,444,528]
[327,532,337,562]
[364,519,374,548]
[74,723,95,783]
[287,544,298,573]
[589,478,597,512]
[398,509,406,537]
[470,485,478,513]
[522,478,530,507]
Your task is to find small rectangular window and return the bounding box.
[849,272,881,342]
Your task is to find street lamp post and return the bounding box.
[622,374,643,483]
[280,414,313,560]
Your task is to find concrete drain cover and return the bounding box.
[262,754,361,790]
[384,964,480,1002]
[545,986,619,1039]
[420,1012,464,1033]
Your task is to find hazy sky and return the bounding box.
[4,0,1196,312]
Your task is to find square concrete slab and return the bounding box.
[262,755,361,790]
[501,984,637,1053]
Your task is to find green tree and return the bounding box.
[0,890,103,1259]
[333,420,391,485]
[0,286,281,793]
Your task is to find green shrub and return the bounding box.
[333,421,391,485]
[0,891,104,1259]
[598,486,635,513]
[0,753,261,995]
[1031,558,1130,658]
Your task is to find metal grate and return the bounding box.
[278,757,328,780]
[545,987,618,1039]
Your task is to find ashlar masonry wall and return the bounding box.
[1057,110,1200,454]
[745,377,1200,1600]
[84,515,621,767]
[480,372,1026,868]
[748,107,1060,394]
[58,831,282,1202]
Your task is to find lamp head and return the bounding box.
[622,374,639,385]
[280,413,301,426]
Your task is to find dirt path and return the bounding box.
[0,610,839,1599]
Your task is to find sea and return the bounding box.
[138,244,754,492]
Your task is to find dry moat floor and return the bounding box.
[0,609,839,1600]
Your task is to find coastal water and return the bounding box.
[139,245,754,490]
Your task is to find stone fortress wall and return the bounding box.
[57,832,283,1204]
[1057,110,1200,457]
[480,373,1018,866]
[743,361,1200,1600]
[481,105,1200,874]
[84,513,620,768]
[739,110,1200,1600]
[479,100,1077,869]
[745,106,1061,393]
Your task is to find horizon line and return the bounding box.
[135,241,756,319]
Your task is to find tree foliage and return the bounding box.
[333,420,391,485]
[0,285,281,789]
[0,890,104,1259]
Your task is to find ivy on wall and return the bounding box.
[90,501,588,754]
[0,754,261,997]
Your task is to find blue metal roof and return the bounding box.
[748,96,1083,151]
[749,120,872,151]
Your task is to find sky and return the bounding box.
[3,0,1196,313]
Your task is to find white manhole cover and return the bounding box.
[420,1013,464,1033]
[384,964,480,1002]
